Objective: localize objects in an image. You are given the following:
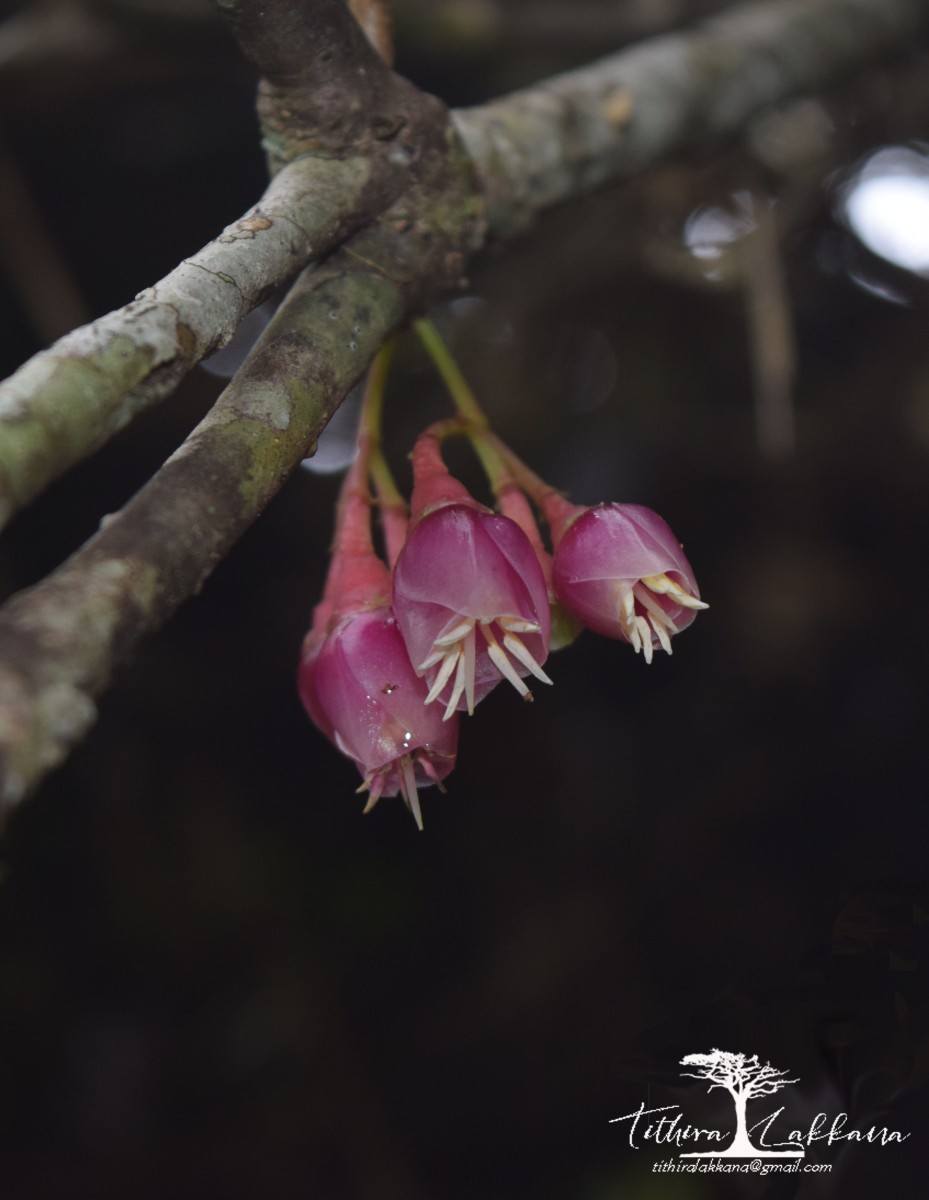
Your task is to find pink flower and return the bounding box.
[299,607,458,829]
[551,503,707,662]
[297,431,456,829]
[392,503,552,718]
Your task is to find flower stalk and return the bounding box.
[359,341,410,567]
[297,347,459,829]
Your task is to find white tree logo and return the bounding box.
[679,1050,804,1158]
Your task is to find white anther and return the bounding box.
[626,611,643,654]
[652,619,673,656]
[425,649,460,705]
[502,632,553,685]
[618,588,638,642]
[419,647,447,671]
[443,652,468,721]
[399,755,423,830]
[498,616,542,634]
[636,615,654,664]
[435,618,476,646]
[481,623,530,697]
[641,573,708,610]
[633,584,680,634]
[462,625,476,715]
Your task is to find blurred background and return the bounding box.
[1,0,929,1196]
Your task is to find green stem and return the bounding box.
[412,318,516,496]
[370,447,408,566]
[359,338,394,444]
[468,427,517,497]
[358,340,404,507]
[484,431,562,508]
[358,339,409,565]
[413,320,565,533]
[413,317,488,428]
[418,415,511,496]
[368,447,402,509]
[478,430,581,546]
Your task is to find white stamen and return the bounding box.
[463,625,476,715]
[498,616,542,634]
[636,615,654,664]
[502,632,553,685]
[418,647,447,671]
[641,573,708,610]
[399,756,423,830]
[360,772,384,814]
[435,618,476,646]
[652,620,673,656]
[481,623,530,697]
[618,587,639,648]
[633,584,680,634]
[425,648,459,704]
[443,652,468,720]
[625,603,643,654]
[422,617,479,718]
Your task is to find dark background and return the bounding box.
[1,1,928,1196]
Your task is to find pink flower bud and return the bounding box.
[551,503,707,662]
[392,503,552,717]
[299,607,458,829]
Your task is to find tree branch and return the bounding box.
[453,0,925,236]
[0,154,371,532]
[0,0,926,806]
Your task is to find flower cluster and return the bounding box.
[298,325,707,827]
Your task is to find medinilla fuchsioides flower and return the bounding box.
[392,428,552,719]
[299,607,458,830]
[296,321,710,829]
[549,500,707,662]
[297,439,458,829]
